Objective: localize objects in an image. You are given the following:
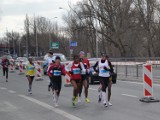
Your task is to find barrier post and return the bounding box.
[139,64,159,103]
[9,60,15,72]
[136,65,139,78]
[19,61,24,75]
[125,65,128,77]
[64,71,72,87]
[35,61,43,81]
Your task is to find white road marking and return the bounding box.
[122,94,138,98]
[18,95,83,120]
[0,101,18,112]
[8,90,16,93]
[4,101,18,109]
[0,87,7,90]
[89,88,97,91]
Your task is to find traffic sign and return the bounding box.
[50,42,59,49]
[70,41,77,47]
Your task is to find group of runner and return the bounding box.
[45,50,114,108]
[1,55,36,95]
[1,50,114,108]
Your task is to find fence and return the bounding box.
[113,63,160,84]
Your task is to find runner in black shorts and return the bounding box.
[93,53,111,107]
[48,56,65,107]
[79,51,90,103]
[65,55,86,107]
[1,55,10,82]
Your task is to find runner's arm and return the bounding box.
[47,66,53,77]
[87,59,90,69]
[93,61,98,72]
[65,62,72,72]
[44,59,49,66]
[87,59,90,73]
[61,65,65,75]
[80,62,86,73]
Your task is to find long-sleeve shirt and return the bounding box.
[47,64,65,77]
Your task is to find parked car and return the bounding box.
[43,53,68,75]
[15,57,28,69]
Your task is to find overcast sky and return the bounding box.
[0,0,80,37]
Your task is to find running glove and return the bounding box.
[104,66,110,71]
[69,71,73,75]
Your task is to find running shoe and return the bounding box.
[72,97,76,107]
[6,79,8,82]
[85,98,90,103]
[104,103,108,107]
[54,103,59,108]
[108,102,112,106]
[75,96,78,102]
[28,89,32,95]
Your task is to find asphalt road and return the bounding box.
[0,70,160,120]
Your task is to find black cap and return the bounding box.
[55,56,61,60]
[73,54,79,60]
[48,51,53,55]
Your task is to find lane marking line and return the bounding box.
[89,88,97,91]
[8,90,16,94]
[4,101,18,110]
[0,87,7,90]
[18,94,83,120]
[122,94,138,98]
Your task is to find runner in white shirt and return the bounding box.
[93,53,111,107]
[44,51,55,92]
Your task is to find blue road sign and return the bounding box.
[70,41,77,47]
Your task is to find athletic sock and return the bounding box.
[54,92,58,102]
[29,85,32,90]
[102,92,107,104]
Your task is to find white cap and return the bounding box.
[79,51,85,55]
